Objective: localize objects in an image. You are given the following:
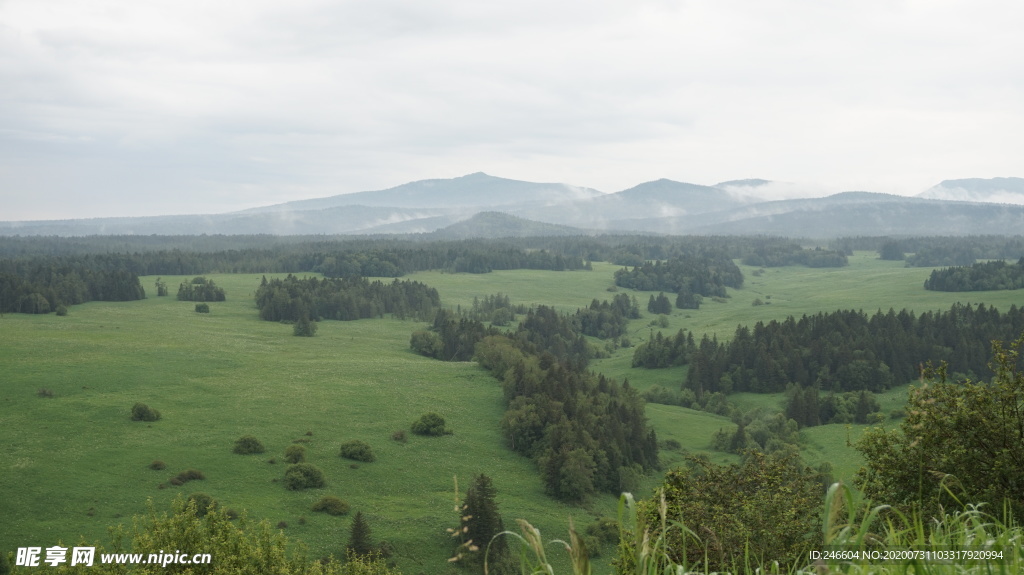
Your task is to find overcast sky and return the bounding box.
[1,0,1021,220]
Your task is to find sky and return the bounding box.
[1,0,1022,221]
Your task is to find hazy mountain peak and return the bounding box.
[919,177,1024,205]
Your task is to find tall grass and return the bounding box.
[498,487,1022,575]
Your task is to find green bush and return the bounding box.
[131,402,161,422]
[283,444,306,464]
[233,435,266,455]
[55,305,68,316]
[169,469,205,486]
[339,440,375,462]
[410,412,451,436]
[185,492,218,517]
[312,495,350,516]
[283,463,326,490]
[149,460,167,470]
[195,303,210,313]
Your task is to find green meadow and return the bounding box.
[3,253,1022,572]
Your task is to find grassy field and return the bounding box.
[3,253,1022,573]
[0,274,608,574]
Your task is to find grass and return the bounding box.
[4,253,1023,573]
[0,273,603,573]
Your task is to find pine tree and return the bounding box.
[347,511,374,557]
[460,474,510,572]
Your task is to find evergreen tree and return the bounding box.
[347,511,375,558]
[461,474,512,573]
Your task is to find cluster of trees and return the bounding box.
[255,275,441,323]
[628,304,1024,401]
[646,292,672,315]
[176,277,226,301]
[461,293,527,326]
[632,329,695,368]
[741,243,848,267]
[575,294,640,339]
[413,301,658,501]
[410,310,501,361]
[923,258,1024,291]
[784,386,882,428]
[613,253,744,298]
[0,255,145,314]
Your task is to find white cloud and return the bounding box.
[1,0,1022,219]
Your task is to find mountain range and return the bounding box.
[2,173,1023,238]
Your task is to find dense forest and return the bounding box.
[629,303,1024,423]
[923,258,1024,291]
[0,255,146,313]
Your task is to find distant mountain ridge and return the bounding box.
[2,174,1023,238]
[918,177,1024,204]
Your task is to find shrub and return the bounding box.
[36,388,54,398]
[131,402,161,422]
[55,305,68,316]
[169,469,205,486]
[195,303,210,313]
[411,412,451,436]
[339,440,375,462]
[312,496,351,516]
[283,444,306,464]
[391,430,407,443]
[233,435,266,455]
[149,460,167,470]
[283,463,326,490]
[185,492,218,517]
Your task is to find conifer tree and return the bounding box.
[347,511,374,557]
[461,474,511,574]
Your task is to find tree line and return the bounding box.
[830,234,1024,266]
[923,258,1024,291]
[255,275,441,323]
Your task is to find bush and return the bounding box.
[625,452,823,573]
[390,430,407,443]
[283,444,306,464]
[411,412,451,436]
[283,463,326,490]
[195,303,210,313]
[169,469,205,486]
[185,492,218,517]
[131,402,161,422]
[55,305,68,316]
[36,388,54,398]
[149,460,167,470]
[312,496,351,516]
[233,435,266,455]
[339,440,375,462]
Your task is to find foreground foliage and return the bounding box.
[8,497,398,574]
[856,334,1024,520]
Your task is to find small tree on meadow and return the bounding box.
[347,511,375,557]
